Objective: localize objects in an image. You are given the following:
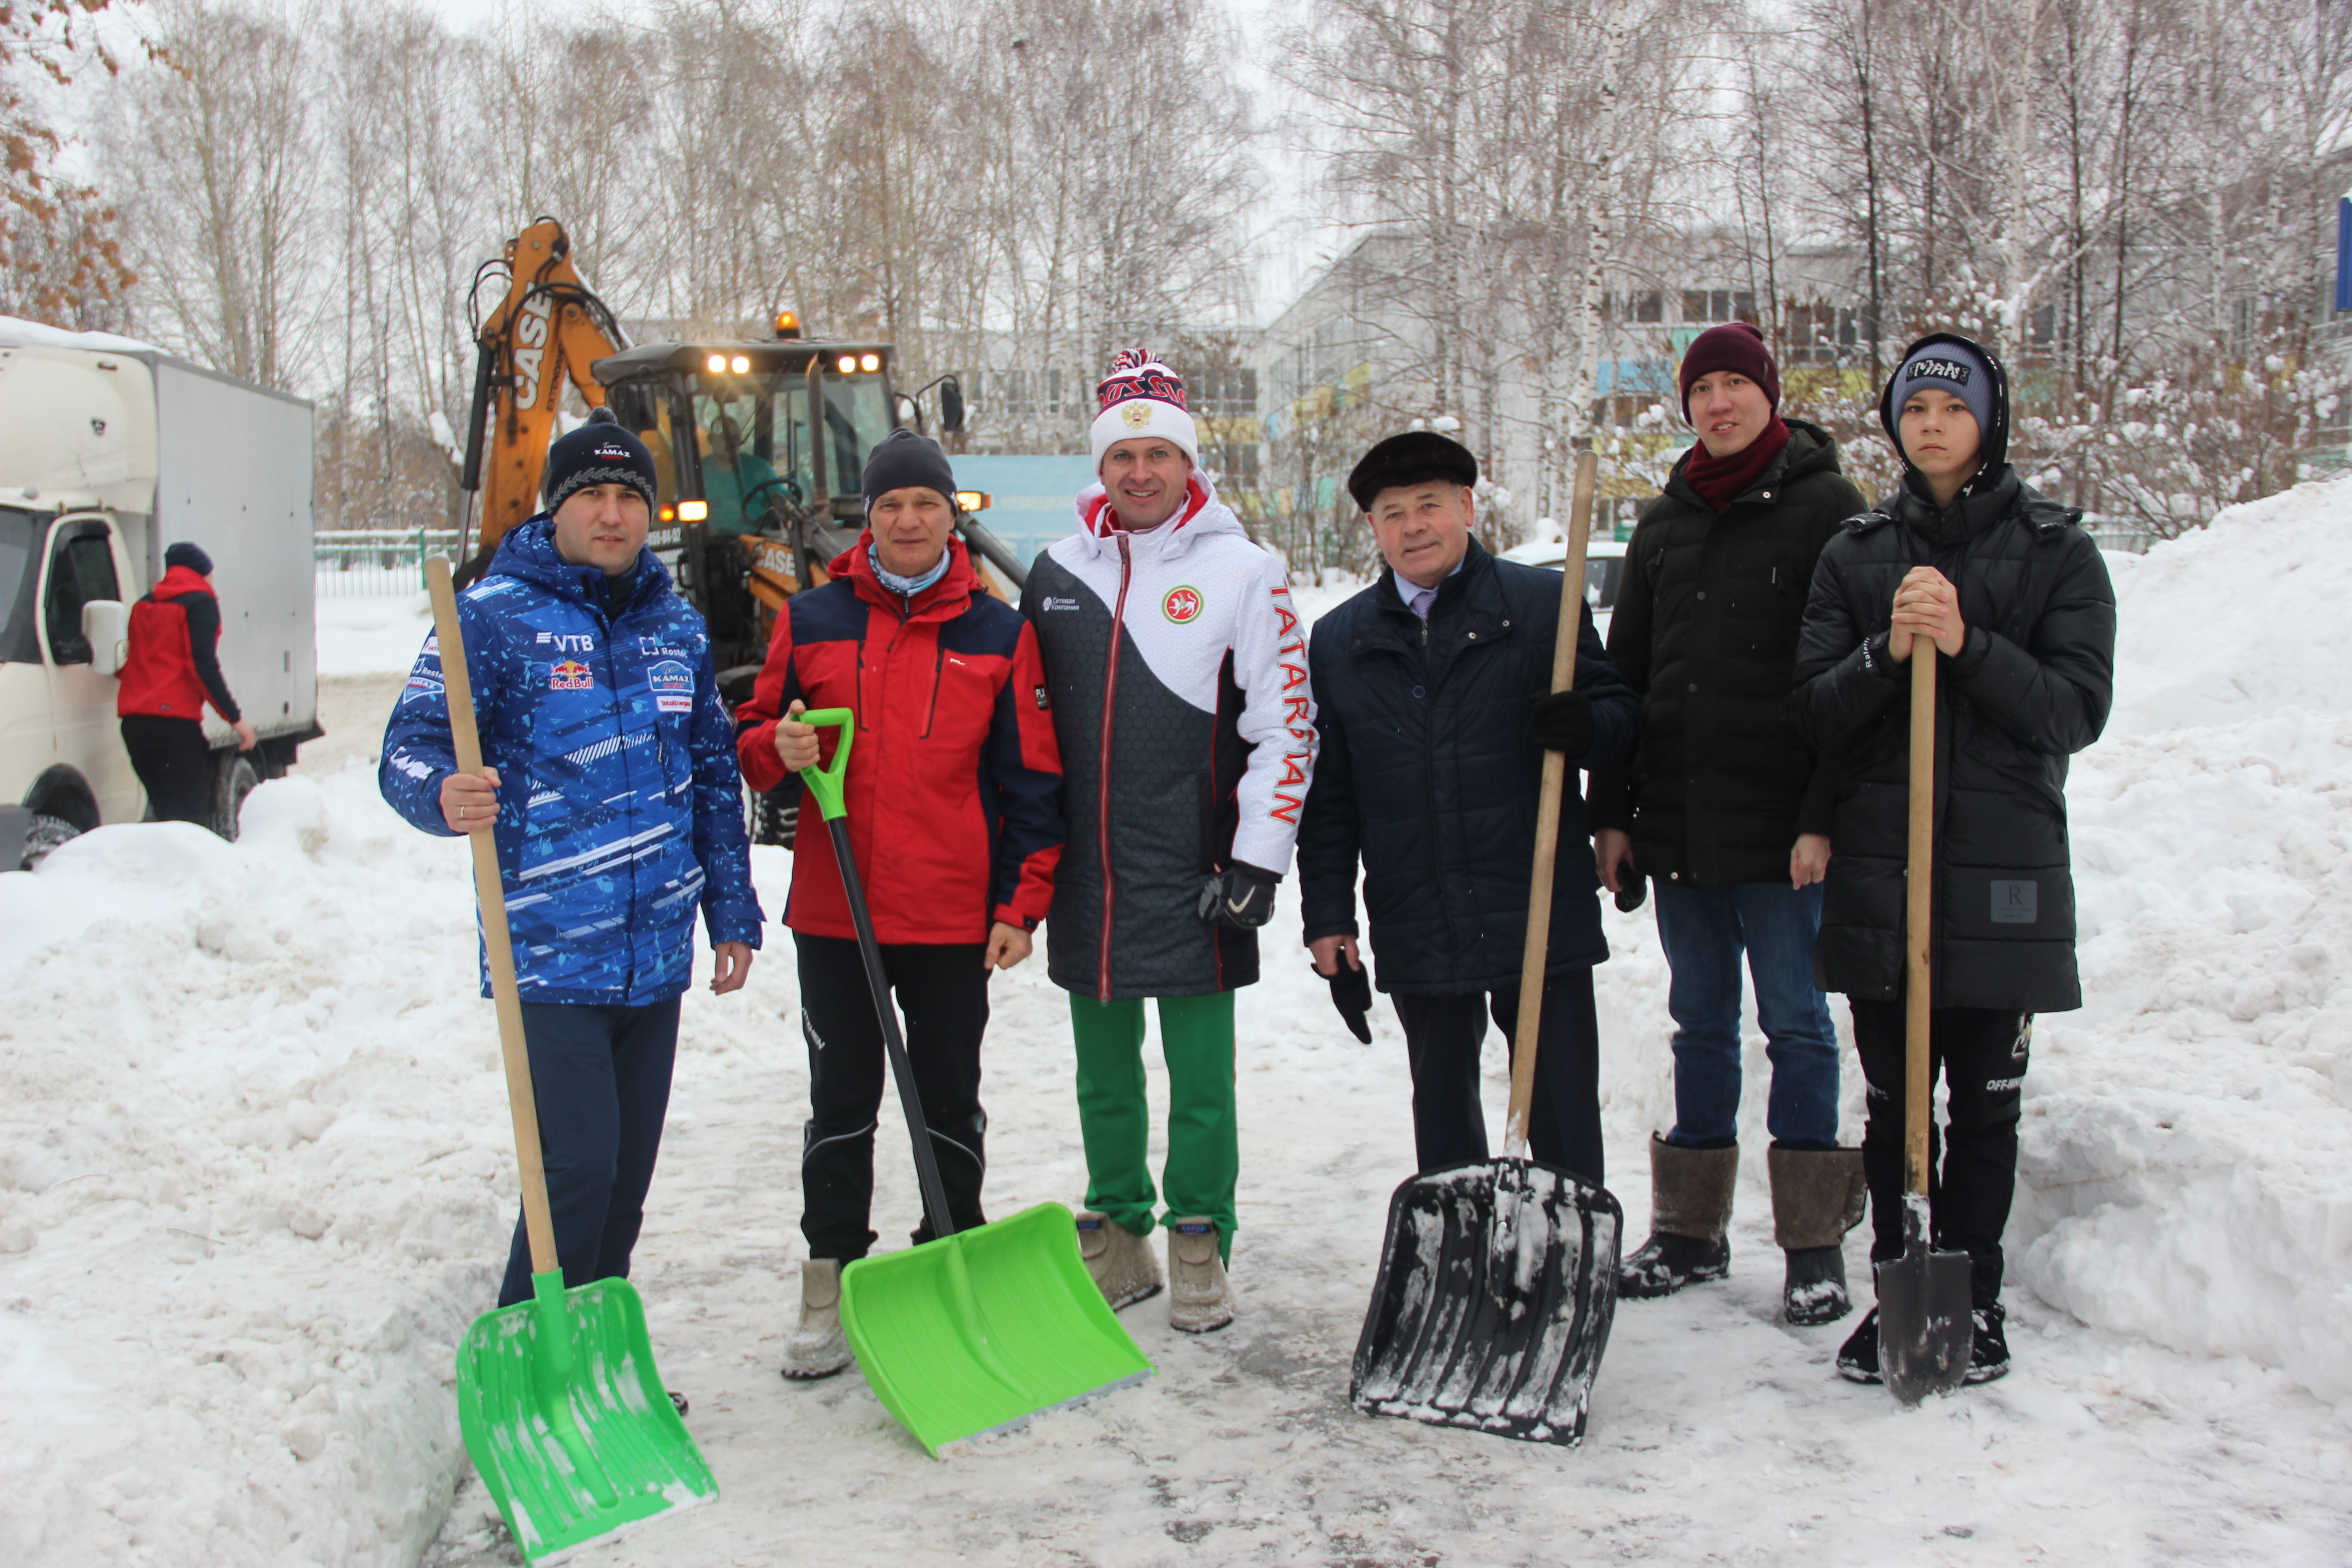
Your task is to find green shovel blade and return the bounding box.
[838,1201,1153,1456]
[456,1271,718,1563]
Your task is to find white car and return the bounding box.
[1499,536,1630,642]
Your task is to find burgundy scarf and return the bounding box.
[1685,416,1790,512]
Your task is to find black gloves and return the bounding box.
[1531,689,1594,758]
[1314,955,1373,1043]
[1198,861,1281,929]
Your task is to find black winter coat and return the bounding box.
[1298,541,1639,995]
[1588,419,1867,886]
[1791,468,2116,1012]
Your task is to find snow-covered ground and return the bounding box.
[6,501,2352,1566]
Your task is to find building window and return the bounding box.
[1681,289,1758,325]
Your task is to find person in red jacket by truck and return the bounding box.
[116,542,257,829]
[735,428,1064,1382]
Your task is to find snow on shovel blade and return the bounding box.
[1350,1159,1622,1446]
[456,1275,718,1564]
[1876,1192,1973,1406]
[838,1201,1153,1457]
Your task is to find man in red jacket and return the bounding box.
[117,542,257,829]
[736,428,1063,1381]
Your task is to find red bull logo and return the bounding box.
[550,659,593,691]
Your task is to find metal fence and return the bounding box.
[315,528,463,597]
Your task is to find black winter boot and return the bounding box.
[1617,1135,1738,1300]
[1835,1307,1881,1384]
[1768,1145,1869,1326]
[1965,1303,2011,1385]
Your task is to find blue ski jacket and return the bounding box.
[380,518,764,1004]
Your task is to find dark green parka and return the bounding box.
[1587,418,1867,886]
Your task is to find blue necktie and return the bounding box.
[1411,588,1435,622]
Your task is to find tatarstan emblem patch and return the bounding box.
[1162,585,1203,623]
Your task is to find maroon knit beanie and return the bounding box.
[1679,322,1781,420]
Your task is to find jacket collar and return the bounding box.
[488,515,670,614]
[1847,466,2080,539]
[829,529,982,621]
[1068,471,1247,562]
[1662,416,1845,513]
[1360,539,1505,654]
[151,563,215,601]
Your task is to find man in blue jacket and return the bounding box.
[381,408,764,1314]
[1297,432,1637,1184]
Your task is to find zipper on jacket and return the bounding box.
[1096,534,1134,1001]
[922,636,946,739]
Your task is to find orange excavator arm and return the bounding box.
[458,219,627,568]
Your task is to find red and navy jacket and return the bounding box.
[736,533,1063,946]
[117,564,241,723]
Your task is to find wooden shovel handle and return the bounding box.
[1904,643,1937,1198]
[1504,451,1597,1155]
[427,558,561,1278]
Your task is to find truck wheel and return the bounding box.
[18,814,79,871]
[214,753,260,842]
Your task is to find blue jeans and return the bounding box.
[1652,882,1838,1150]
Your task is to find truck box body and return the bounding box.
[0,317,317,863]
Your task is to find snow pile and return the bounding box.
[2009,478,2352,1406]
[0,776,508,1566]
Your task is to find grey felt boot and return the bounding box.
[779,1259,855,1380]
[1768,1144,1869,1326]
[1617,1134,1739,1299]
[1075,1209,1163,1311]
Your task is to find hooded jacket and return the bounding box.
[1296,540,1639,994]
[118,563,241,724]
[735,532,1063,946]
[1587,418,1865,886]
[379,517,764,1004]
[1020,475,1315,1001]
[1792,335,2116,1012]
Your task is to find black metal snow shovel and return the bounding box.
[794,711,1153,1455]
[1876,643,1975,1404]
[1349,451,1624,1446]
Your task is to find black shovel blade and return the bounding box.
[1350,1158,1622,1446]
[1876,1195,1973,1405]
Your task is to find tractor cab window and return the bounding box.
[688,368,892,535]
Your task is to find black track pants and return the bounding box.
[1389,966,1605,1187]
[1850,999,2032,1307]
[794,932,990,1261]
[120,715,214,827]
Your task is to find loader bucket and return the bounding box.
[1351,1158,1622,1446]
[838,1201,1154,1456]
[456,1271,717,1564]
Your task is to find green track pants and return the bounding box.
[1068,991,1237,1264]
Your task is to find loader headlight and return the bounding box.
[859,353,881,372]
[730,355,750,374]
[678,500,709,522]
[705,354,726,373]
[836,354,857,374]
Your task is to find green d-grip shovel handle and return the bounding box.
[795,708,855,820]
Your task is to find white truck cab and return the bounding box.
[0,319,317,867]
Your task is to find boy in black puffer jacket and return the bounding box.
[1791,332,2116,1387]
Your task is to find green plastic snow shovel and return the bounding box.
[1877,643,1975,1405]
[431,559,718,1563]
[794,709,1152,1456]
